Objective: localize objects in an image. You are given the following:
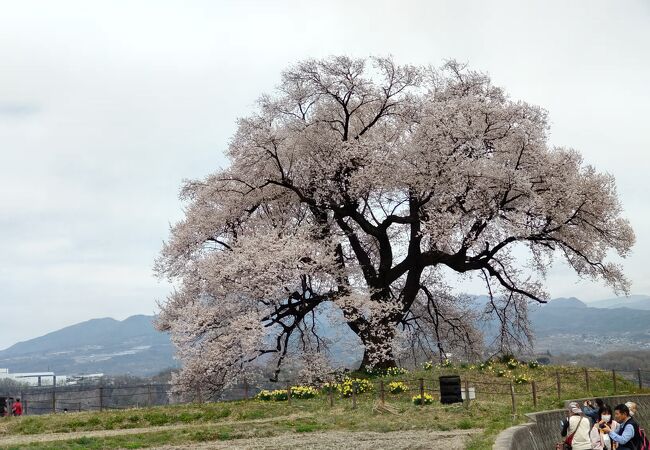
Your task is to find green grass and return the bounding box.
[0,363,642,450]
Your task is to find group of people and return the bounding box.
[1,398,22,417]
[560,399,643,450]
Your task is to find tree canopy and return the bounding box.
[156,56,634,392]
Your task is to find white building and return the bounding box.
[0,368,59,386]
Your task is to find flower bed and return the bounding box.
[388,381,409,394]
[412,393,434,405]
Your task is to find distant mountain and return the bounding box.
[0,315,177,376]
[529,295,650,354]
[543,297,588,309]
[585,295,650,310]
[530,300,650,335]
[2,294,649,377]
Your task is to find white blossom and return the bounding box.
[156,56,634,390]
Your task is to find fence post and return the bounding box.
[380,380,385,406]
[638,369,643,390]
[584,368,590,393]
[510,383,517,416]
[531,381,537,408]
[420,378,425,408]
[51,375,57,413]
[287,383,291,405]
[463,379,470,408]
[99,385,104,411]
[148,384,153,406]
[328,385,334,407]
[243,379,249,401]
[351,381,357,409]
[612,370,617,394]
[556,371,561,400]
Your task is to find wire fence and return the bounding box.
[2,367,649,416]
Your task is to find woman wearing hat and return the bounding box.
[560,402,592,450]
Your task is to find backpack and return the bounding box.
[639,426,650,450]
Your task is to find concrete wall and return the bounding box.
[493,394,650,450]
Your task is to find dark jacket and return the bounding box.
[615,417,641,450]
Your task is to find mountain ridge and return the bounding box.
[1,294,649,376]
[0,315,176,376]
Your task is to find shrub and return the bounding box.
[439,359,453,368]
[272,390,288,401]
[255,389,288,401]
[477,361,491,371]
[338,377,373,398]
[412,393,434,405]
[256,390,273,401]
[528,360,540,369]
[497,354,517,364]
[385,367,408,377]
[506,359,519,370]
[388,381,409,394]
[423,361,433,371]
[496,369,507,378]
[366,366,408,377]
[513,374,530,385]
[320,382,337,394]
[290,385,318,399]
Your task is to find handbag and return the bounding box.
[556,416,584,450]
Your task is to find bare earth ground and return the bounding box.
[0,420,479,449]
[0,414,306,446]
[151,429,481,450]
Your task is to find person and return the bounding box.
[583,398,605,426]
[625,401,638,417]
[601,403,641,450]
[590,405,618,450]
[11,398,22,416]
[560,402,592,450]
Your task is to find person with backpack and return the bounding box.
[560,402,592,450]
[601,404,641,450]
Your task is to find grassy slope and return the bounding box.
[0,363,641,450]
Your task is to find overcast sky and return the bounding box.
[1,0,649,350]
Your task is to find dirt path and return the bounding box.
[0,417,480,449]
[0,414,308,447]
[151,429,481,450]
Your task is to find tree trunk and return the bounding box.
[356,326,398,371]
[359,347,397,371]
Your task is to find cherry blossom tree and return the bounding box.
[155,56,634,391]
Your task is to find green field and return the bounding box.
[0,362,642,450]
